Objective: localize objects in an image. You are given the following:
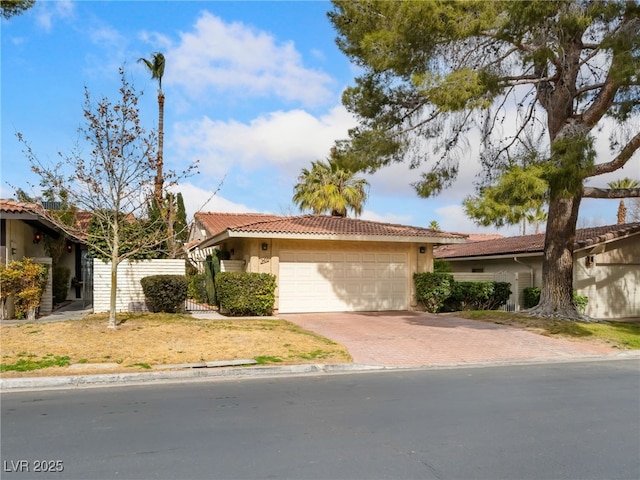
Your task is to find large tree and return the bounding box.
[20,69,171,329]
[329,0,640,319]
[1,0,35,19]
[293,156,369,217]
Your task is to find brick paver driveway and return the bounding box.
[281,311,614,367]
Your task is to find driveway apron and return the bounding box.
[281,311,614,367]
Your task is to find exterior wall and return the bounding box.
[442,235,640,319]
[93,259,185,313]
[445,255,543,288]
[574,235,640,318]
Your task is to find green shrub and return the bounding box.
[215,272,276,316]
[523,287,589,313]
[140,275,188,313]
[187,273,207,303]
[442,281,511,311]
[433,259,452,273]
[414,272,454,313]
[52,266,71,305]
[524,287,541,308]
[204,254,219,305]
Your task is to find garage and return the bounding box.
[278,249,408,313]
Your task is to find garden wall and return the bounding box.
[93,259,186,313]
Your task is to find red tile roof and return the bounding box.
[0,198,44,215]
[435,223,640,258]
[194,212,281,237]
[196,212,466,242]
[1,199,90,240]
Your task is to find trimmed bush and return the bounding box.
[442,281,511,311]
[140,275,188,313]
[52,266,71,305]
[414,272,454,313]
[215,272,276,316]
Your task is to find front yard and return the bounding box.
[0,313,352,378]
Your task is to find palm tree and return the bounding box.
[607,177,640,224]
[138,52,165,205]
[293,159,369,217]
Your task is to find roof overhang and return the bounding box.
[198,230,467,249]
[439,252,543,262]
[2,212,62,239]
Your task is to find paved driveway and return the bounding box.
[281,311,615,367]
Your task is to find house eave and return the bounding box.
[440,252,543,262]
[198,230,466,249]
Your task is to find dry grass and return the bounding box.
[0,313,352,377]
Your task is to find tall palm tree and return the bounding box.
[138,52,165,205]
[293,159,369,217]
[607,177,640,224]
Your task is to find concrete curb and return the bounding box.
[2,352,638,392]
[0,363,389,391]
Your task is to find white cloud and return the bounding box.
[35,0,74,33]
[165,11,334,106]
[170,182,256,220]
[359,210,413,225]
[172,104,356,177]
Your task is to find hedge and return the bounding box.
[414,273,511,313]
[413,272,454,313]
[215,272,276,316]
[441,281,511,312]
[140,275,188,313]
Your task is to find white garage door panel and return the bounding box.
[279,249,408,313]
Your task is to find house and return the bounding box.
[188,213,467,314]
[1,199,87,318]
[435,223,640,319]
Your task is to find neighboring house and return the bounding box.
[435,223,640,319]
[1,199,87,318]
[189,213,466,314]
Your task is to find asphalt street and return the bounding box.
[1,360,639,480]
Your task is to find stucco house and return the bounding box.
[189,212,467,314]
[435,223,640,319]
[1,199,87,318]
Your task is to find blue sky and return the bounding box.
[2,0,638,235]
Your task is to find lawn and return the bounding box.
[0,313,352,377]
[456,311,640,349]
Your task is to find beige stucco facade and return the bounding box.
[441,234,639,319]
[213,237,434,313]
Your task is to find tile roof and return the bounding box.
[194,212,282,237]
[196,212,466,242]
[1,199,90,240]
[0,198,44,215]
[435,222,640,258]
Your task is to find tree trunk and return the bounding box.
[154,91,165,205]
[108,260,118,329]
[617,199,626,225]
[528,191,588,321]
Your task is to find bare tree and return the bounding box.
[19,68,179,329]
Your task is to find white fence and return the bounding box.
[451,271,532,311]
[93,259,186,313]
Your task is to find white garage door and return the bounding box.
[278,250,408,313]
